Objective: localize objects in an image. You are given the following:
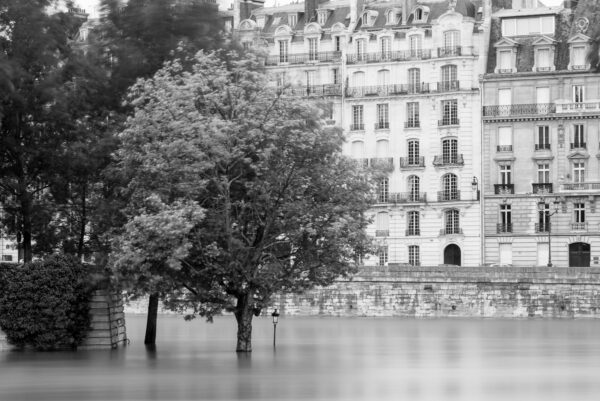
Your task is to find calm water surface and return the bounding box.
[1,315,600,401]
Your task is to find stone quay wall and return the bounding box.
[271,265,600,318]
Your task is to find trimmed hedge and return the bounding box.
[0,255,92,350]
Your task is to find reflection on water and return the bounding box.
[1,315,600,401]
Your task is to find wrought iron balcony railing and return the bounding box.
[399,156,425,168]
[375,230,389,237]
[369,157,394,170]
[561,182,600,191]
[354,158,369,168]
[281,84,342,97]
[440,227,463,235]
[432,154,464,166]
[405,228,420,236]
[482,103,556,117]
[535,143,551,150]
[497,223,513,233]
[432,80,460,92]
[265,51,341,66]
[571,223,587,231]
[494,184,514,194]
[437,46,462,57]
[438,117,460,126]
[349,124,364,131]
[497,145,513,152]
[532,183,553,194]
[345,83,429,98]
[375,122,390,130]
[393,192,427,203]
[376,193,390,204]
[571,65,588,70]
[555,101,600,113]
[535,223,550,233]
[536,66,553,72]
[404,120,420,128]
[437,191,461,201]
[570,142,587,150]
[346,49,433,64]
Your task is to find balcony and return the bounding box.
[345,83,429,98]
[532,183,553,194]
[265,51,341,66]
[438,118,460,126]
[555,101,600,113]
[375,122,390,130]
[346,49,433,64]
[535,223,550,233]
[570,142,587,150]
[535,143,551,150]
[376,194,390,204]
[354,158,369,168]
[497,223,513,233]
[571,222,587,231]
[404,120,420,128]
[494,184,514,194]
[561,182,600,191]
[496,145,513,152]
[482,103,555,117]
[282,84,342,97]
[437,46,463,57]
[399,156,425,168]
[432,80,460,92]
[440,227,463,235]
[437,191,461,202]
[536,66,553,72]
[497,69,514,74]
[432,154,464,167]
[571,65,588,70]
[393,192,427,203]
[349,124,364,131]
[405,228,420,236]
[375,230,389,237]
[370,157,394,170]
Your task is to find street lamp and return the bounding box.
[271,309,280,348]
[538,197,561,267]
[471,176,479,201]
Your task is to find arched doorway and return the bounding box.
[569,242,590,267]
[444,244,461,266]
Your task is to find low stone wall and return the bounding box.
[271,265,600,318]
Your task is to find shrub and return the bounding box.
[0,255,92,350]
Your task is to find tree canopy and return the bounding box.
[111,51,374,351]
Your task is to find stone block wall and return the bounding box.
[272,265,600,318]
[80,290,128,349]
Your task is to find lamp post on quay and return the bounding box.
[538,197,561,267]
[271,309,280,348]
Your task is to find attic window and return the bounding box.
[413,7,428,23]
[386,10,396,25]
[361,12,371,27]
[256,15,265,28]
[318,10,329,26]
[288,13,297,27]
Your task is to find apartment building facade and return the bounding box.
[235,0,486,267]
[482,0,600,267]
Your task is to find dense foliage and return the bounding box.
[0,255,92,350]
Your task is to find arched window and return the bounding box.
[415,8,423,20]
[378,177,389,203]
[407,211,420,236]
[361,12,370,26]
[380,36,391,59]
[408,175,420,201]
[409,35,422,57]
[377,69,390,86]
[376,139,389,157]
[443,31,461,56]
[352,71,365,87]
[408,68,420,92]
[375,212,390,237]
[441,65,457,91]
[444,209,460,234]
[442,138,458,163]
[355,39,366,61]
[386,10,395,25]
[441,173,458,201]
[408,140,420,165]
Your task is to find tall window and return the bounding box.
[574,203,585,224]
[441,65,457,91]
[407,211,420,236]
[441,99,458,125]
[380,36,391,59]
[279,40,289,63]
[497,126,512,151]
[499,165,512,185]
[573,124,585,148]
[537,48,550,70]
[409,35,422,57]
[442,173,458,200]
[288,14,297,27]
[445,209,460,234]
[537,163,550,183]
[378,246,388,266]
[573,85,585,103]
[442,139,458,163]
[408,68,420,92]
[351,141,364,159]
[352,105,363,130]
[352,71,365,87]
[356,39,366,61]
[308,38,318,61]
[408,245,420,266]
[332,68,339,85]
[499,50,512,71]
[539,203,550,231]
[536,126,550,149]
[406,102,419,127]
[443,30,460,55]
[408,141,420,165]
[573,162,585,183]
[378,177,389,203]
[572,46,586,68]
[500,204,512,232]
[377,69,390,86]
[376,212,389,237]
[376,104,389,129]
[334,36,341,52]
[408,175,420,201]
[305,70,315,88]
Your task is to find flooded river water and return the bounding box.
[1,315,600,401]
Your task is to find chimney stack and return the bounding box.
[305,0,319,24]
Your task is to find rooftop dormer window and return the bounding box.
[317,10,330,26]
[256,15,265,28]
[413,7,429,23]
[288,13,297,27]
[386,9,397,25]
[361,10,378,27]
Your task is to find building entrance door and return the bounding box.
[569,242,590,267]
[443,244,461,266]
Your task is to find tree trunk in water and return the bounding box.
[234,294,254,352]
[144,293,159,345]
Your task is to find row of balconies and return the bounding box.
[493,182,600,194]
[375,227,463,237]
[264,46,476,66]
[483,102,600,117]
[357,155,464,169]
[376,190,469,204]
[497,143,590,152]
[350,117,459,131]
[278,81,465,98]
[496,222,590,234]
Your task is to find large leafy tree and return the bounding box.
[111,51,373,352]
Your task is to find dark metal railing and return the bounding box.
[535,223,550,233]
[494,184,514,194]
[281,84,342,97]
[345,83,429,98]
[346,49,433,64]
[375,230,389,237]
[438,117,459,126]
[375,122,390,130]
[399,156,425,168]
[437,191,461,201]
[265,51,341,66]
[432,154,464,166]
[482,103,556,117]
[532,183,553,194]
[497,223,513,233]
[354,158,369,168]
[570,142,587,149]
[432,80,460,92]
[437,46,462,57]
[349,124,364,131]
[571,223,587,231]
[496,145,513,152]
[535,143,551,150]
[405,228,420,236]
[440,227,462,235]
[370,157,394,170]
[391,192,427,203]
[405,119,420,128]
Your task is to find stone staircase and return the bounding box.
[80,290,128,349]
